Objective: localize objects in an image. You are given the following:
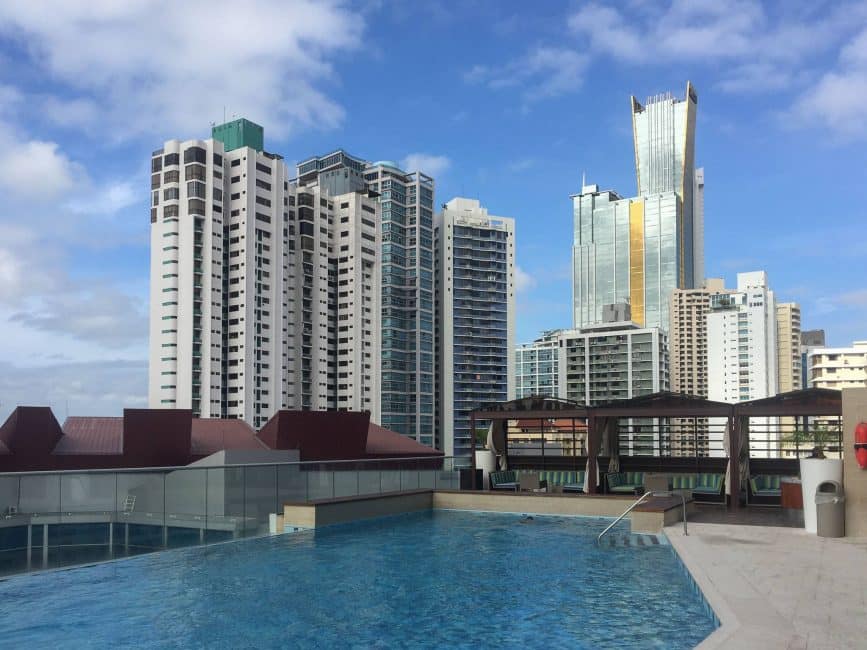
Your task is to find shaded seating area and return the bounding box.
[469,389,843,515]
[735,388,843,506]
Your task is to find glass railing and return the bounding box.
[0,456,462,577]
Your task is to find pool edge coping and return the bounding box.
[664,527,740,649]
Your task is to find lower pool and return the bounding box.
[0,510,716,648]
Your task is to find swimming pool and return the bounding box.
[0,510,716,648]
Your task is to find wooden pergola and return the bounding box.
[469,389,844,509]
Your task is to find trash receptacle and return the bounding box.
[815,480,845,538]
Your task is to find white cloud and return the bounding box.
[401,153,451,178]
[0,132,84,199]
[507,158,536,172]
[66,178,139,216]
[466,47,587,102]
[790,27,867,138]
[515,266,537,293]
[0,0,365,140]
[0,359,147,423]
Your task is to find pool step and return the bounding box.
[604,533,668,548]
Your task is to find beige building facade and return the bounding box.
[776,302,802,393]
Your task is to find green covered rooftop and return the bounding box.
[212,118,264,152]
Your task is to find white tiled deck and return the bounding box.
[668,523,867,649]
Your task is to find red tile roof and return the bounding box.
[365,423,442,457]
[191,419,266,455]
[57,417,123,454]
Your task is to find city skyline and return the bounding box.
[1,1,866,420]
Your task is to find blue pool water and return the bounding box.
[0,510,716,648]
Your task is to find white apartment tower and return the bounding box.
[436,198,515,459]
[149,119,380,428]
[707,271,778,457]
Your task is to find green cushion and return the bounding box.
[751,475,781,492]
[491,471,516,486]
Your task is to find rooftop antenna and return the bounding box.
[582,170,586,188]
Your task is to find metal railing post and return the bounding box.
[162,473,167,549]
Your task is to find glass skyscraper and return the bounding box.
[364,162,436,447]
[573,82,700,333]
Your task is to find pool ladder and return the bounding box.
[596,491,688,545]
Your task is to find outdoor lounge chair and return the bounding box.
[490,470,519,491]
[749,474,782,504]
[537,470,587,493]
[606,471,644,494]
[669,473,725,503]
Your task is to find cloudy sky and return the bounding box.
[0,0,865,421]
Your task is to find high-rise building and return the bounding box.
[708,272,778,403]
[670,278,727,397]
[295,152,436,446]
[573,83,701,332]
[669,278,728,456]
[808,341,867,389]
[287,180,381,419]
[693,168,705,287]
[149,121,380,429]
[364,162,436,447]
[436,198,515,459]
[631,82,699,289]
[515,330,564,399]
[776,303,802,394]
[801,330,826,387]
[707,271,778,457]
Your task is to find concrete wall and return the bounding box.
[432,491,674,533]
[843,388,867,537]
[283,491,433,528]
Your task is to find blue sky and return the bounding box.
[0,0,865,420]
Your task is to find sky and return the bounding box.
[0,0,865,422]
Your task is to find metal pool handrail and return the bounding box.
[596,491,653,544]
[596,490,689,545]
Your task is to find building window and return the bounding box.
[188,198,206,215]
[184,146,206,165]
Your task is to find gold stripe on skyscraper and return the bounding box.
[629,200,645,326]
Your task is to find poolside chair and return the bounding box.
[749,475,782,505]
[606,471,644,494]
[490,470,519,491]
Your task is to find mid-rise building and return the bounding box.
[561,322,668,406]
[149,121,380,429]
[515,330,564,399]
[707,271,778,457]
[808,342,867,389]
[801,330,826,387]
[573,83,701,333]
[514,320,667,407]
[436,198,515,459]
[776,303,802,393]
